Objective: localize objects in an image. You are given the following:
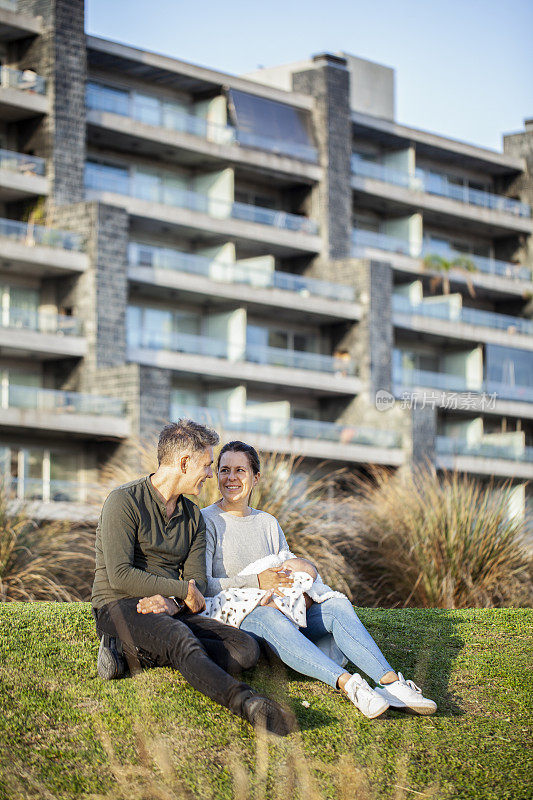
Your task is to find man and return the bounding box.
[92,419,294,736]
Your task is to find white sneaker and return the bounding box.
[374,673,437,716]
[344,673,389,719]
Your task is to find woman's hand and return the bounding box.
[257,567,293,596]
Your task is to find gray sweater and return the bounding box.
[202,503,293,596]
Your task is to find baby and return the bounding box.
[202,554,327,630]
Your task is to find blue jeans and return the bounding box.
[240,596,393,689]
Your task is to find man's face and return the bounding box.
[182,447,214,496]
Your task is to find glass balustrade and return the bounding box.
[351,156,531,218]
[0,1,18,10]
[0,306,82,335]
[0,148,45,176]
[86,82,318,163]
[0,216,85,250]
[394,367,533,404]
[6,476,93,503]
[436,436,533,463]
[352,229,531,281]
[128,242,354,302]
[170,405,401,448]
[4,384,125,416]
[392,295,533,336]
[85,164,318,234]
[0,65,46,94]
[129,326,354,375]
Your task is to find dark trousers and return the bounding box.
[94,598,260,717]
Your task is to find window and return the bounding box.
[86,82,130,116]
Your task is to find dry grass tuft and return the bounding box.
[344,465,532,608]
[0,486,95,602]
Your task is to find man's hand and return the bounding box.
[137,595,176,615]
[258,567,293,596]
[183,579,206,614]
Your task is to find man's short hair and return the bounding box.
[157,419,219,466]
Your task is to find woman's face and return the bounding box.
[218,450,259,505]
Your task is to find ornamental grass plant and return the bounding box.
[344,465,532,609]
[0,486,95,602]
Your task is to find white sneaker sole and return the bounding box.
[375,689,437,716]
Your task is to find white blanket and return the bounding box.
[200,551,344,629]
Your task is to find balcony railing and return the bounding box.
[171,405,401,448]
[392,295,533,337]
[0,216,85,251]
[128,242,355,302]
[245,342,356,374]
[6,476,93,503]
[352,228,532,282]
[351,155,531,218]
[394,367,533,404]
[3,384,125,416]
[1,306,83,335]
[0,1,18,10]
[0,148,45,176]
[86,83,318,163]
[85,165,318,235]
[0,66,46,95]
[436,436,533,463]
[129,328,354,375]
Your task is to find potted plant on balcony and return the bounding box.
[422,253,478,297]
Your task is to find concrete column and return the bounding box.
[139,367,172,442]
[293,53,352,261]
[499,121,533,269]
[17,0,86,206]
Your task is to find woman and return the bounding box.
[203,441,437,719]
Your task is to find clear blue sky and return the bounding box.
[86,0,532,152]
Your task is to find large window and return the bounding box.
[127,305,200,349]
[246,324,318,353]
[486,345,533,388]
[0,445,84,502]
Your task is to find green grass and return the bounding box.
[0,604,531,800]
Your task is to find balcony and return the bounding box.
[352,229,532,285]
[0,66,48,120]
[86,82,318,166]
[351,156,532,236]
[129,330,360,395]
[0,385,130,438]
[128,243,357,321]
[171,405,403,465]
[0,2,42,41]
[436,436,533,480]
[0,307,86,359]
[0,217,88,276]
[0,148,47,200]
[392,295,533,350]
[393,367,533,418]
[85,165,320,255]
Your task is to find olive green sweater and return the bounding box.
[91,476,207,609]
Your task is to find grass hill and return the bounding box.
[0,604,531,800]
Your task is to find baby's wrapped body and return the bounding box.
[200,553,344,629]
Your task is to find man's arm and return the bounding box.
[101,490,190,600]
[181,511,207,596]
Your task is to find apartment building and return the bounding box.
[0,0,531,520]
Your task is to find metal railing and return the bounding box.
[128,242,355,302]
[86,82,318,163]
[0,216,85,251]
[392,294,533,337]
[0,148,45,176]
[351,155,531,218]
[129,327,354,375]
[0,306,83,335]
[85,165,318,235]
[436,436,533,463]
[3,384,125,416]
[170,404,401,448]
[0,65,46,95]
[352,228,532,281]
